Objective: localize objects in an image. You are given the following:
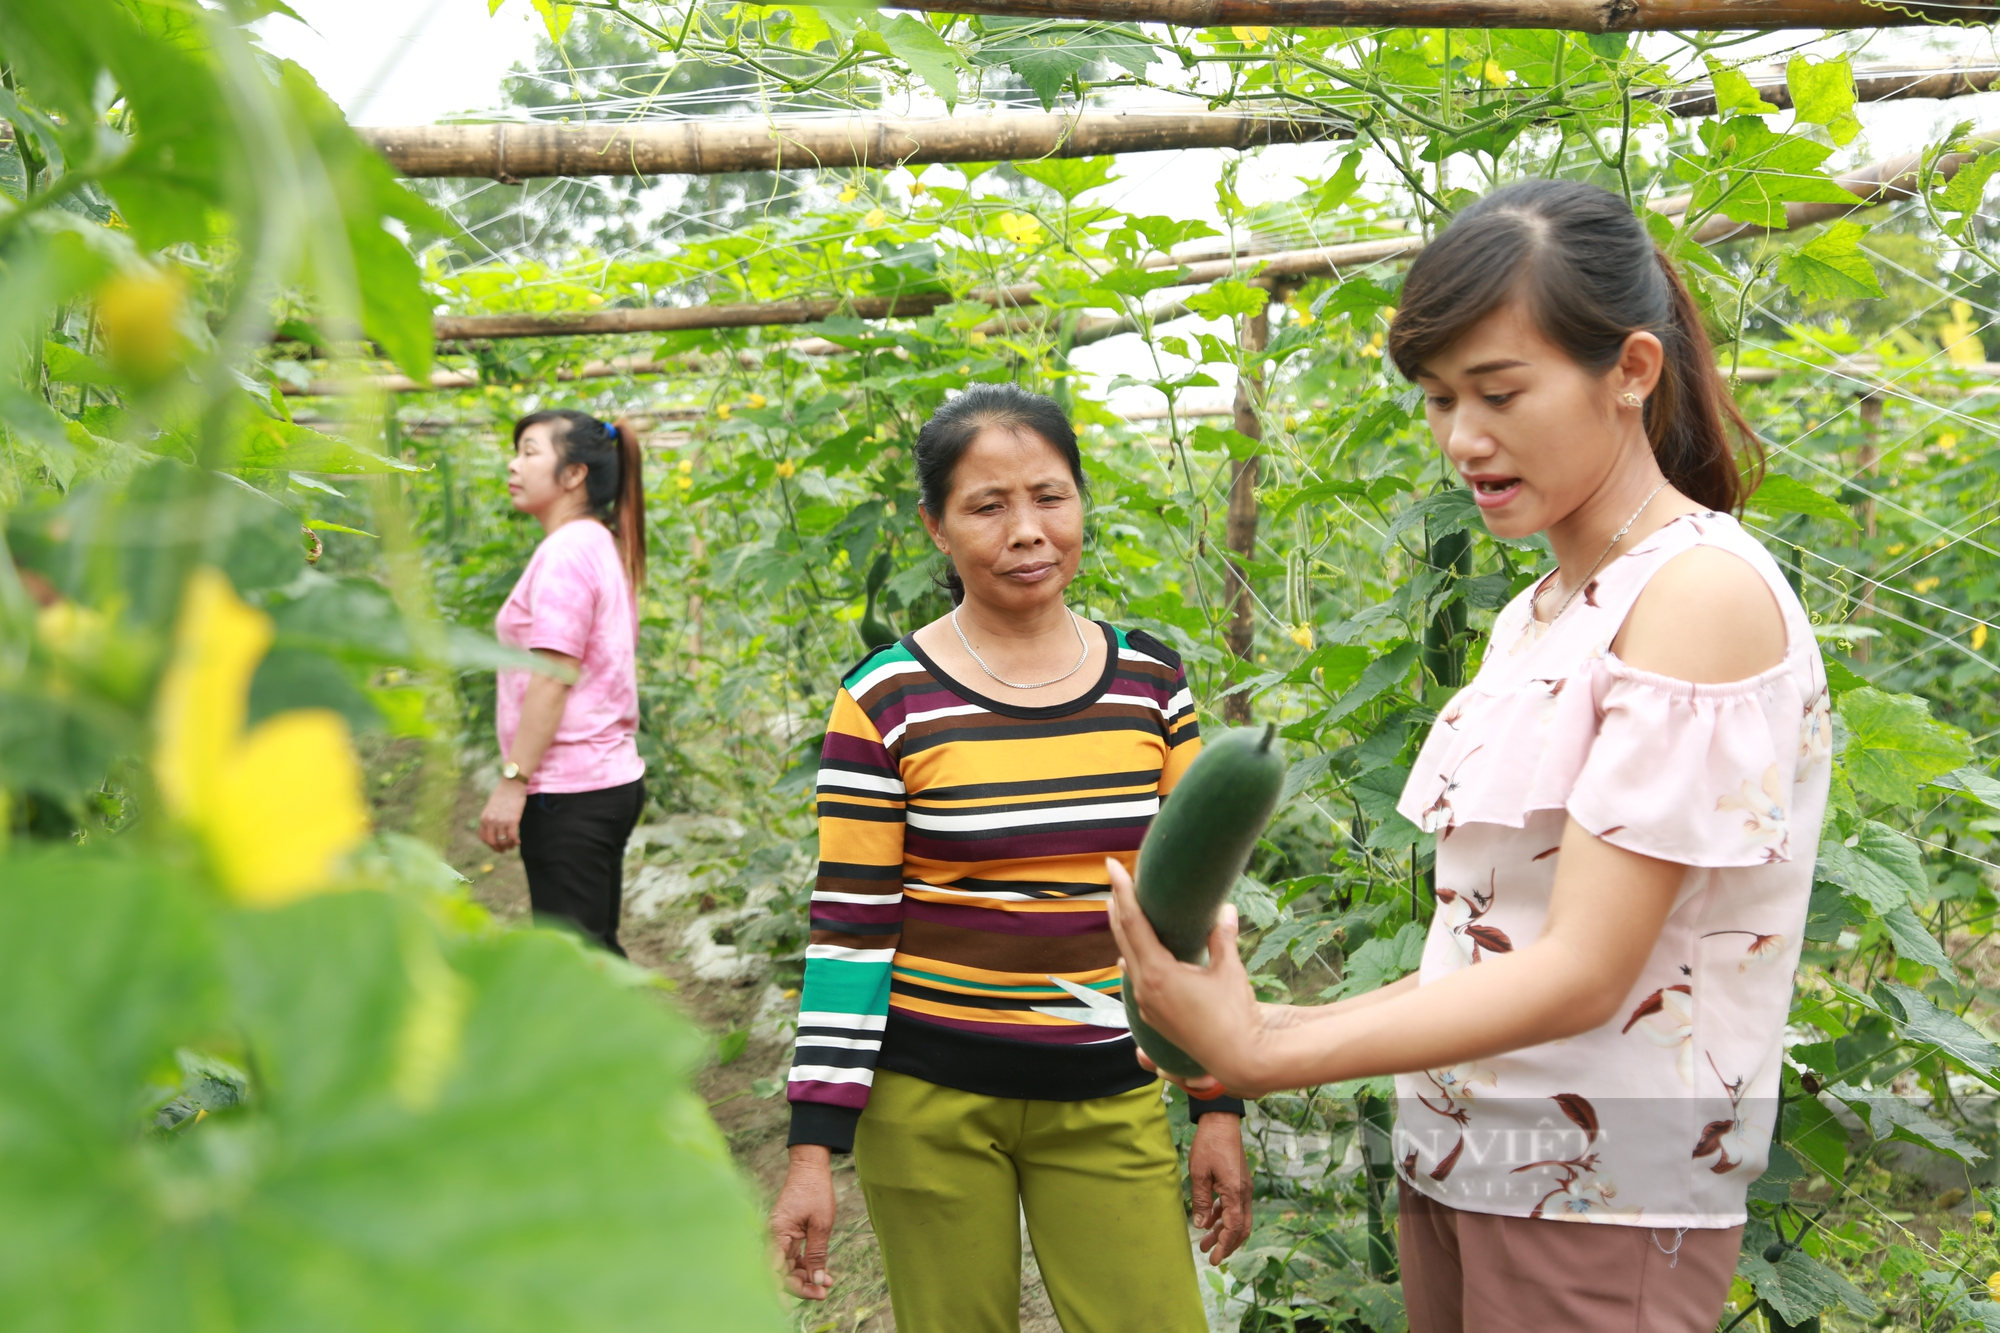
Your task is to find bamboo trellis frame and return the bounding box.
[396,136,1993,348]
[356,63,2000,182]
[865,0,1995,31]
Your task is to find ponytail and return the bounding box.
[1388,179,1763,514]
[512,409,647,589]
[1645,251,1761,512]
[611,420,645,591]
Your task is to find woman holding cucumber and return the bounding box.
[1111,180,1831,1332]
[770,384,1251,1333]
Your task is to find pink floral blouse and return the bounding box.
[1392,512,1831,1228]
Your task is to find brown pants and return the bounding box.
[1398,1184,1742,1333]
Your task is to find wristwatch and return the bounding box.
[501,761,527,782]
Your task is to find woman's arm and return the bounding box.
[479,650,579,853]
[1109,817,1685,1098]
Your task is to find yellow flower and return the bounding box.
[1361,331,1384,359]
[775,459,796,479]
[1231,25,1270,41]
[1938,432,1959,453]
[997,212,1044,247]
[96,266,188,382]
[154,569,368,905]
[1974,623,1989,652]
[1988,1271,2000,1300]
[715,403,732,420]
[838,184,859,203]
[1289,623,1314,650]
[1481,59,1508,87]
[1293,309,1316,327]
[1885,543,1905,556]
[1913,576,1941,595]
[677,458,694,475]
[862,208,889,230]
[1942,300,1986,367]
[676,475,693,492]
[968,330,988,347]
[747,393,767,409]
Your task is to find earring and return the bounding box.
[1621,392,1642,408]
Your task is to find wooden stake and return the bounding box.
[1222,305,1267,724]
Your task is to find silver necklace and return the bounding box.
[1536,481,1671,624]
[951,607,1091,689]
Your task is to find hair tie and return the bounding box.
[603,419,618,440]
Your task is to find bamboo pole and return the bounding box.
[1658,59,2000,119]
[870,0,1993,30]
[428,237,1419,344]
[281,133,1987,391]
[423,130,1986,347]
[361,110,1349,181]
[356,62,2000,184]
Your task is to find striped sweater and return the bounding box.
[787,621,1245,1150]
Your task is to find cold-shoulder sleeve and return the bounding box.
[1566,656,1807,868]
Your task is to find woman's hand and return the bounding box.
[770,1145,838,1300]
[478,777,528,852]
[1187,1113,1253,1265]
[1106,857,1275,1095]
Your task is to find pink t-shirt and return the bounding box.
[495,518,645,794]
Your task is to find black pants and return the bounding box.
[518,779,644,957]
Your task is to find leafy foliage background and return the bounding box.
[6,2,2000,1330]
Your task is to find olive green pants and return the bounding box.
[853,1071,1208,1333]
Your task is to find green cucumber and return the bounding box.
[859,552,898,649]
[1125,723,1286,1079]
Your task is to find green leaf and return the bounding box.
[1816,820,1925,913]
[1838,687,1974,805]
[1189,423,1259,459]
[1879,981,2000,1072]
[237,418,423,476]
[1931,766,2000,810]
[1183,279,1269,321]
[1937,148,2000,217]
[1828,1080,1984,1162]
[1387,488,1480,547]
[1704,56,1779,116]
[972,27,1091,110]
[880,15,968,108]
[1786,54,1860,146]
[1748,473,1858,528]
[1326,641,1419,725]
[716,1028,750,1066]
[1317,275,1397,323]
[1880,904,1955,978]
[1740,1239,1878,1323]
[0,854,787,1330]
[41,341,116,386]
[1311,151,1366,212]
[1330,920,1426,999]
[1775,221,1883,302]
[1689,118,1863,228]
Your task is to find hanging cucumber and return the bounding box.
[1124,723,1286,1078]
[859,552,898,649]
